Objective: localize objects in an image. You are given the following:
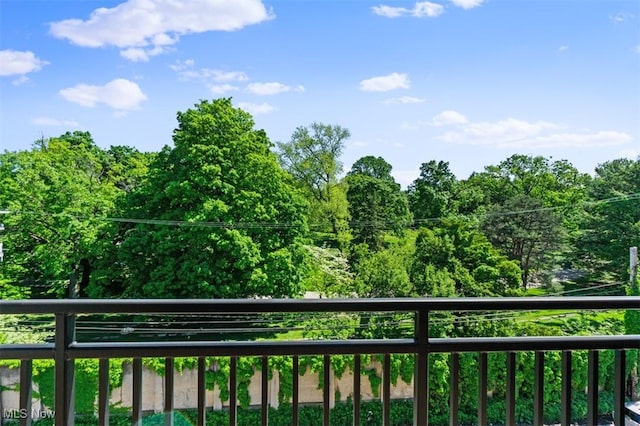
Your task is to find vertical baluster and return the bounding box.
[353,354,361,426]
[262,356,269,426]
[132,358,143,426]
[98,359,110,426]
[323,354,331,426]
[413,309,429,426]
[292,355,299,426]
[478,352,487,426]
[561,351,572,426]
[505,352,516,426]
[165,358,174,426]
[587,351,599,426]
[229,357,237,426]
[383,353,391,426]
[449,353,459,426]
[614,350,626,426]
[198,357,206,426]
[533,351,544,426]
[19,360,32,426]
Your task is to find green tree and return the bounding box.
[277,123,351,238]
[0,132,118,298]
[407,160,457,221]
[573,158,640,280]
[345,156,411,250]
[91,99,309,299]
[481,195,563,287]
[410,220,521,297]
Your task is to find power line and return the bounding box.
[1,192,638,231]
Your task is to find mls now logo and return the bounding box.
[3,408,55,419]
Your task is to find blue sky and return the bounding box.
[1,0,639,185]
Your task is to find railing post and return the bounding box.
[383,353,391,426]
[478,352,487,426]
[165,357,174,426]
[449,353,459,426]
[98,359,110,426]
[614,350,626,426]
[561,351,572,426]
[505,352,516,426]
[587,351,599,426]
[54,312,75,426]
[353,354,360,426]
[414,309,429,426]
[132,358,142,426]
[19,360,32,426]
[533,351,544,426]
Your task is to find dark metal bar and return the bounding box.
[198,357,206,426]
[19,360,32,426]
[59,334,640,361]
[449,353,459,426]
[353,354,360,426]
[383,353,391,426]
[614,350,626,426]
[505,352,516,426]
[262,356,268,426]
[414,309,429,426]
[292,355,299,426]
[533,351,544,426]
[0,344,54,360]
[587,350,599,426]
[54,312,75,426]
[229,357,237,426]
[3,296,640,315]
[478,352,487,426]
[323,354,331,426]
[165,357,174,426]
[132,358,143,426]
[98,359,109,426]
[561,351,572,426]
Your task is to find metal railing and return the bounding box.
[1,296,639,426]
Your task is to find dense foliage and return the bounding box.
[0,98,638,422]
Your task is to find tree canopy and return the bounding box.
[89,99,309,299]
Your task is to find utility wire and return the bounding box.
[0,192,638,230]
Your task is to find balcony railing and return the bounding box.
[1,296,639,426]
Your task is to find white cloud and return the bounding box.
[210,84,239,95]
[238,102,276,115]
[431,110,468,126]
[413,2,444,17]
[49,0,274,60]
[177,65,249,83]
[435,115,632,149]
[372,2,443,18]
[557,45,569,52]
[59,78,147,111]
[449,0,484,10]
[384,96,425,104]
[32,117,80,127]
[246,82,292,95]
[610,12,634,23]
[371,5,409,18]
[0,50,48,76]
[12,75,30,86]
[360,72,410,92]
[170,59,195,71]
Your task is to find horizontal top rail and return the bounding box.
[1,296,639,315]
